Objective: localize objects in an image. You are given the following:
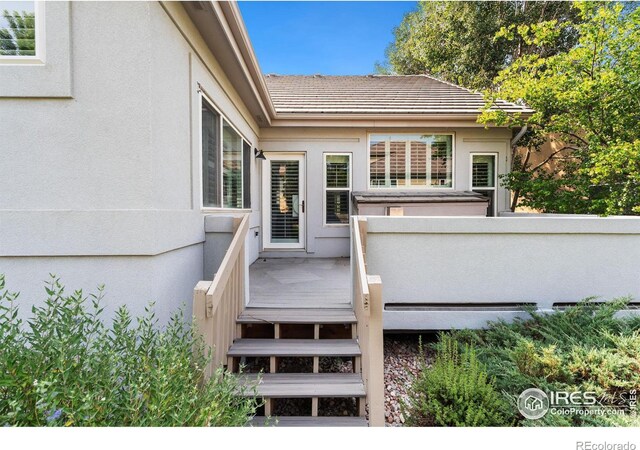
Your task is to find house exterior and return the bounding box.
[3,2,640,426]
[0,1,535,322]
[4,1,639,333]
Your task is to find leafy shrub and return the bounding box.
[0,275,260,426]
[404,334,512,427]
[454,298,640,426]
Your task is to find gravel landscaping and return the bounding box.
[383,334,435,426]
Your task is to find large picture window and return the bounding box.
[201,95,250,209]
[324,153,351,225]
[369,134,453,188]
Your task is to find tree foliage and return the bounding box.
[480,3,640,215]
[0,9,36,56]
[381,1,581,90]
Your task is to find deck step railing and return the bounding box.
[352,216,385,427]
[193,214,249,378]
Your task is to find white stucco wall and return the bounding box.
[259,126,512,258]
[0,2,261,321]
[362,216,640,330]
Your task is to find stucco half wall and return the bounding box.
[360,215,640,330]
[0,244,203,325]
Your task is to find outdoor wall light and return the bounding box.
[254,148,267,160]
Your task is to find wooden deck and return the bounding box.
[248,258,351,308]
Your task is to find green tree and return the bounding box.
[380,1,581,90]
[480,2,640,215]
[0,9,36,56]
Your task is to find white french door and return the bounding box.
[262,153,306,250]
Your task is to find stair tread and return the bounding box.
[237,373,366,398]
[248,416,368,427]
[238,308,356,324]
[228,338,361,357]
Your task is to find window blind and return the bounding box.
[270,161,300,243]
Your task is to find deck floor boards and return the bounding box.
[249,258,351,309]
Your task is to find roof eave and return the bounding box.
[271,111,533,123]
[182,1,276,126]
[218,2,278,121]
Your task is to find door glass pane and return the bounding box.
[271,161,299,243]
[202,100,220,207]
[222,120,242,208]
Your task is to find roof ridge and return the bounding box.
[418,74,479,95]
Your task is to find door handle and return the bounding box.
[301,200,305,213]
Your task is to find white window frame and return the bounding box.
[470,152,499,217]
[199,91,251,212]
[323,152,352,227]
[367,132,456,190]
[0,1,46,64]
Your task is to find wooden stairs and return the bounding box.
[227,307,369,427]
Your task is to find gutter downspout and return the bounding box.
[510,125,528,148]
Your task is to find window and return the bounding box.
[0,1,41,60]
[324,153,351,225]
[369,134,453,188]
[201,95,251,209]
[471,153,498,216]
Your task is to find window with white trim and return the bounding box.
[0,1,39,59]
[471,153,498,217]
[369,134,453,188]
[324,153,351,225]
[201,95,251,209]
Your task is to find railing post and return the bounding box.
[366,274,385,427]
[193,280,214,379]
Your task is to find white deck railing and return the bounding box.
[193,214,249,378]
[352,216,385,427]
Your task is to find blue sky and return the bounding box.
[238,1,417,75]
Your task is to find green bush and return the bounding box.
[0,275,260,426]
[404,334,512,427]
[454,298,640,426]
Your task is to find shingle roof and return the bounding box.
[264,74,532,116]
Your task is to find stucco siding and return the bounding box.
[0,1,262,319]
[0,244,203,325]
